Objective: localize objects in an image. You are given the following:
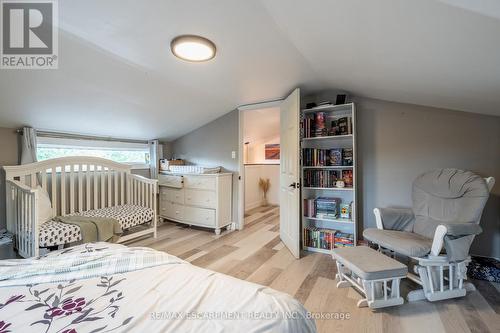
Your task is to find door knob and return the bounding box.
[289,182,298,188]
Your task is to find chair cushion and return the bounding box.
[332,246,407,280]
[363,228,433,257]
[412,169,489,239]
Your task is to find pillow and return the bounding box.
[37,186,55,226]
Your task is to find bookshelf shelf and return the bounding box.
[304,216,354,224]
[303,246,333,254]
[302,134,353,141]
[303,187,354,191]
[301,102,357,254]
[302,103,355,114]
[302,166,353,170]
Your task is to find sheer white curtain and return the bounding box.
[149,139,161,179]
[20,127,38,164]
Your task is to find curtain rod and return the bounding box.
[16,128,149,144]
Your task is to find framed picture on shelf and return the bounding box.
[265,144,280,160]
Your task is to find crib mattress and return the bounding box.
[39,204,154,247]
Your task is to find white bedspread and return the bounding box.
[0,243,316,333]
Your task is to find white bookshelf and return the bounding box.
[301,103,357,254]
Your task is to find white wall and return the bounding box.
[172,110,239,223]
[244,164,280,211]
[354,97,500,259]
[246,135,280,164]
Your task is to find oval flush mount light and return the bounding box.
[171,35,216,62]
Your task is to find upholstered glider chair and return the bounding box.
[363,169,495,302]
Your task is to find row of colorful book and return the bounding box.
[302,113,353,138]
[303,227,354,250]
[334,232,355,247]
[302,148,353,166]
[303,169,353,188]
[303,197,353,220]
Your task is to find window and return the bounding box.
[37,137,151,169]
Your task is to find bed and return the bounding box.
[3,157,158,258]
[0,243,317,333]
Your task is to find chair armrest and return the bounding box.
[430,223,482,256]
[373,207,415,231]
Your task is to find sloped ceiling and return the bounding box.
[0,0,499,141]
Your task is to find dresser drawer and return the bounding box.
[183,175,216,190]
[158,174,184,188]
[160,202,184,220]
[160,187,184,204]
[184,189,216,208]
[183,206,216,227]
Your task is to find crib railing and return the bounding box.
[127,174,158,239]
[6,180,39,258]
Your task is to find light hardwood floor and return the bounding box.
[129,206,500,333]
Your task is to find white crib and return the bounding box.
[3,156,158,258]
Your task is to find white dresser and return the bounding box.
[158,172,233,234]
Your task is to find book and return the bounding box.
[329,119,339,136]
[337,117,352,135]
[315,197,340,219]
[334,232,354,247]
[342,170,353,187]
[303,169,340,188]
[329,149,342,166]
[304,226,336,250]
[314,112,327,137]
[342,148,353,166]
[340,203,351,219]
[303,198,316,217]
[302,117,314,138]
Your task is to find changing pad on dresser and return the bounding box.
[163,165,221,174]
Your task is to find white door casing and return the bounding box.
[279,88,300,258]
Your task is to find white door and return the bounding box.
[280,88,300,258]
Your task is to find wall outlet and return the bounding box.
[231,151,236,159]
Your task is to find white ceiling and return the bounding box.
[0,0,499,141]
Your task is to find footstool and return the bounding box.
[332,246,407,309]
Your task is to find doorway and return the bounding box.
[238,101,281,230]
[238,90,300,258]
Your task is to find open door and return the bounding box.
[279,88,300,258]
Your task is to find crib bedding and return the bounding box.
[0,243,316,333]
[39,205,154,247]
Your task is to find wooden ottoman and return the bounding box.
[332,246,408,309]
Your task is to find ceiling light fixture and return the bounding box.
[170,35,216,62]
